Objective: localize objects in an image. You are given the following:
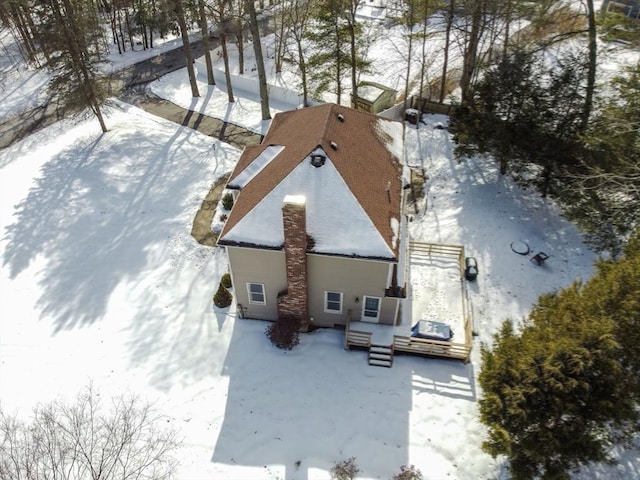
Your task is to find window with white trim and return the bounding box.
[247,282,266,305]
[324,291,343,314]
[362,296,381,320]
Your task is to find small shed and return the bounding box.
[353,81,397,114]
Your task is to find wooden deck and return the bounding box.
[345,242,473,365]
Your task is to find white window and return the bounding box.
[362,296,381,321]
[324,291,343,314]
[247,283,266,305]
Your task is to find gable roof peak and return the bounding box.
[218,104,405,259]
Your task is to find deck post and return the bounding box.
[344,309,352,350]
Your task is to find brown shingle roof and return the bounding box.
[218,104,404,259]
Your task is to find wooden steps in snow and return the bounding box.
[368,344,393,368]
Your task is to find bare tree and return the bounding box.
[246,0,271,120]
[172,0,200,97]
[211,0,237,102]
[286,0,313,106]
[272,0,290,73]
[459,0,486,104]
[0,384,179,480]
[198,0,215,85]
[230,0,245,74]
[0,0,42,65]
[343,0,363,108]
[439,0,454,103]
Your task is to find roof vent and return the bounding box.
[337,113,345,122]
[310,154,326,168]
[330,141,338,150]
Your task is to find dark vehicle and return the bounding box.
[464,256,478,281]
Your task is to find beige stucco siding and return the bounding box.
[307,254,398,326]
[226,246,287,321]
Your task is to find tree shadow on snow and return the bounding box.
[1,120,214,333]
[211,318,412,480]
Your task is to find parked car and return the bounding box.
[464,256,478,281]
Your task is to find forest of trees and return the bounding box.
[1,3,639,476]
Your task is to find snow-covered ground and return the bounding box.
[2,6,640,479]
[5,98,630,478]
[0,23,197,123]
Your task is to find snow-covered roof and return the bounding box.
[358,84,386,102]
[218,104,405,260]
[227,145,284,189]
[357,82,396,103]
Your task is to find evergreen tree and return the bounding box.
[213,282,232,308]
[450,49,585,195]
[563,63,640,256]
[584,230,640,390]
[307,0,351,104]
[479,228,640,479]
[221,272,232,289]
[307,0,370,105]
[38,0,109,132]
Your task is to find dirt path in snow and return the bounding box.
[190,173,231,247]
[121,88,261,150]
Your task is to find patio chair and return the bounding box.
[530,252,549,266]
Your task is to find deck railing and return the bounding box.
[344,242,474,363]
[346,330,373,349]
[393,335,471,362]
[409,241,465,277]
[344,310,373,350]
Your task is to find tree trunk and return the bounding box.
[173,0,200,97]
[582,0,597,131]
[439,0,454,104]
[8,3,38,62]
[348,22,357,108]
[55,0,109,132]
[274,10,286,74]
[502,0,512,57]
[92,103,108,133]
[221,33,234,102]
[296,38,308,106]
[335,21,343,105]
[404,17,413,106]
[117,5,126,52]
[460,0,483,105]
[198,0,215,85]
[237,25,244,75]
[150,0,156,47]
[419,3,428,98]
[124,7,134,51]
[246,0,270,120]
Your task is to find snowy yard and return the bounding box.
[2,98,624,479]
[2,5,639,478]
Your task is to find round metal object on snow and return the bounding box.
[510,241,530,255]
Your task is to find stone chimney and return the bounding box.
[277,195,309,328]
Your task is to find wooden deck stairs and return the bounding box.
[368,344,394,368]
